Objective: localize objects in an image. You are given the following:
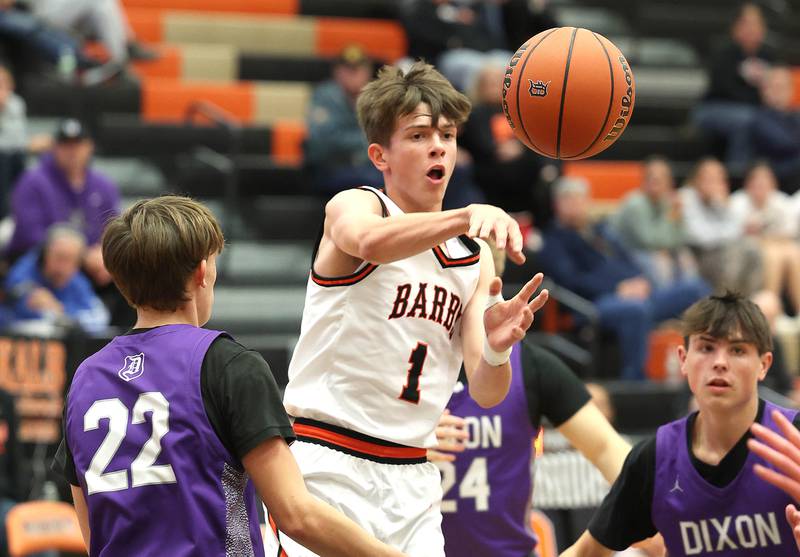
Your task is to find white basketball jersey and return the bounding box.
[284,187,482,448]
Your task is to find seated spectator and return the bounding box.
[680,157,762,294]
[6,118,118,268]
[751,65,800,189]
[731,161,800,314]
[305,45,382,196]
[459,61,556,212]
[29,0,156,66]
[400,0,511,93]
[611,156,698,288]
[538,177,709,381]
[6,224,109,334]
[692,2,776,173]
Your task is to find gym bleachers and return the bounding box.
[20,0,798,393]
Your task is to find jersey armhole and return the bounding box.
[309,187,384,287]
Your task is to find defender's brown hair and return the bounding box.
[356,61,471,146]
[102,195,224,312]
[681,292,772,354]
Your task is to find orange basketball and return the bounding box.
[501,27,635,160]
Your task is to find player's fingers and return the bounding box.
[519,307,534,330]
[754,463,800,502]
[527,289,549,313]
[752,422,800,465]
[515,273,543,302]
[749,437,800,483]
[427,449,456,463]
[506,244,526,265]
[772,410,800,450]
[788,504,800,527]
[493,222,508,250]
[439,414,466,428]
[468,217,482,238]
[479,219,494,240]
[488,276,503,298]
[507,220,523,254]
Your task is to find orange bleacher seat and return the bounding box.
[141,78,255,123]
[127,8,163,43]
[123,0,297,14]
[646,328,683,382]
[132,45,182,79]
[562,161,644,201]
[316,18,407,63]
[792,67,800,109]
[272,120,307,166]
[6,501,86,557]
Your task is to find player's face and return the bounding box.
[376,103,457,211]
[679,333,771,412]
[197,252,217,326]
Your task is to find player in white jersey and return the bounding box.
[265,61,549,557]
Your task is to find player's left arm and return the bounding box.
[461,241,547,408]
[70,485,90,550]
[557,402,631,484]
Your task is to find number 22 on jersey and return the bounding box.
[83,392,176,495]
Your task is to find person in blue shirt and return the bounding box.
[6,224,109,334]
[538,177,710,380]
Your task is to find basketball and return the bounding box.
[501,27,635,160]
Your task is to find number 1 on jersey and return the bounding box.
[400,342,428,404]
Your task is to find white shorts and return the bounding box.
[263,425,444,557]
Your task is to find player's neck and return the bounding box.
[133,303,201,329]
[383,182,443,213]
[692,396,759,464]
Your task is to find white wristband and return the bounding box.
[483,336,512,366]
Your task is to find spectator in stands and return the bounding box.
[7,118,118,267]
[751,65,800,189]
[611,156,698,288]
[29,0,156,66]
[692,2,776,173]
[305,45,382,195]
[538,177,709,381]
[459,61,556,212]
[680,157,762,295]
[6,224,109,334]
[400,0,511,93]
[731,161,800,316]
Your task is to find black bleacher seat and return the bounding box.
[176,155,309,198]
[299,0,401,19]
[595,125,709,161]
[23,77,140,126]
[243,195,324,241]
[239,55,334,83]
[606,380,688,434]
[97,115,271,157]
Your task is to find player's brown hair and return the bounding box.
[356,61,471,146]
[681,292,772,354]
[102,195,224,312]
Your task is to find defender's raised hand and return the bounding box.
[466,204,526,265]
[749,410,800,502]
[484,273,548,355]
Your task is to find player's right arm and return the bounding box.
[70,485,91,549]
[243,437,405,557]
[560,531,615,557]
[323,188,525,267]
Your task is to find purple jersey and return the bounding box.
[653,401,798,556]
[441,344,537,557]
[64,325,264,557]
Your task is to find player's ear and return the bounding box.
[758,351,773,381]
[196,259,208,288]
[368,143,388,171]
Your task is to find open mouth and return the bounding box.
[427,166,445,181]
[708,378,730,388]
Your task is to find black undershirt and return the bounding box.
[53,328,294,485]
[588,398,800,550]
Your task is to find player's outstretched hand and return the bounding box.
[748,409,800,502]
[786,504,800,551]
[427,409,469,463]
[484,273,548,354]
[466,204,526,265]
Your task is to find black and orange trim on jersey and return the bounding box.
[311,262,378,287]
[293,417,427,465]
[432,235,482,268]
[267,512,289,557]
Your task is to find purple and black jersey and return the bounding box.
[653,400,798,556]
[64,324,264,557]
[441,343,538,557]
